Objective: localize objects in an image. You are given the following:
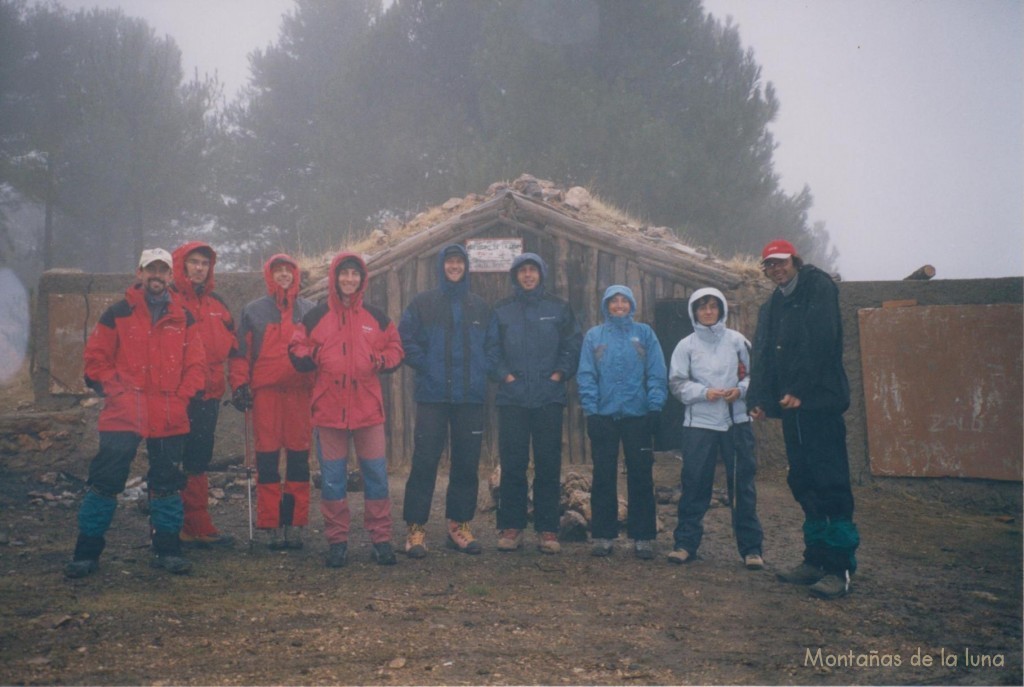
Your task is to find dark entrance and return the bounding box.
[653,299,694,451]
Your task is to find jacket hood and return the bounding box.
[601,284,636,324]
[688,287,727,337]
[172,241,217,296]
[264,253,301,307]
[437,243,469,298]
[329,251,368,311]
[509,252,547,297]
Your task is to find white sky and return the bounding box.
[55,0,1024,281]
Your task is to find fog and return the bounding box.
[37,0,1024,280]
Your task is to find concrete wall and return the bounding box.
[839,277,1023,508]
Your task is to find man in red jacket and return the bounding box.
[171,241,238,548]
[229,254,316,549]
[65,249,206,578]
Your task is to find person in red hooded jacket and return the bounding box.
[288,252,404,568]
[65,249,206,579]
[170,241,238,548]
[228,254,316,549]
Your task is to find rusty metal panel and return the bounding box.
[859,303,1022,481]
[47,293,120,394]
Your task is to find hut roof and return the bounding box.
[303,174,756,301]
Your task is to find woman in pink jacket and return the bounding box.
[288,252,403,568]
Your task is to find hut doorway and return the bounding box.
[654,299,694,451]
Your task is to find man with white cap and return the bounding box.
[748,239,860,599]
[65,249,206,578]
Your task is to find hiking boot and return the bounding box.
[282,526,304,550]
[180,532,235,549]
[590,538,614,557]
[325,542,348,568]
[537,532,561,555]
[809,571,851,599]
[263,528,288,550]
[150,554,192,575]
[634,540,655,560]
[446,520,482,555]
[372,542,397,566]
[405,523,428,559]
[64,559,98,579]
[777,561,825,585]
[744,553,765,570]
[497,529,523,552]
[667,548,692,565]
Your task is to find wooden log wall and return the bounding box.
[365,222,757,472]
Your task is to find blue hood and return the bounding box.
[509,252,547,298]
[601,284,636,326]
[437,243,469,298]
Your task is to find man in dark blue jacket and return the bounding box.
[399,244,496,557]
[748,239,859,599]
[489,253,582,554]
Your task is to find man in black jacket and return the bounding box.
[748,239,860,599]
[488,253,581,554]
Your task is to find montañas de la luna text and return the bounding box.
[805,647,1005,669]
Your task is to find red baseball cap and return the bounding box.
[761,239,797,263]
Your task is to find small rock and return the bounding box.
[563,186,591,210]
[559,510,589,542]
[388,657,407,669]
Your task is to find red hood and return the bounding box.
[328,251,367,311]
[264,253,301,308]
[172,241,217,297]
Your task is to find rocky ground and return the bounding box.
[0,447,1021,686]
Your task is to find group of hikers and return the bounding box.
[64,236,860,600]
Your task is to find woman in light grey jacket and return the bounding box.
[667,287,764,569]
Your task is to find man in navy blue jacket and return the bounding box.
[399,244,497,557]
[488,253,582,554]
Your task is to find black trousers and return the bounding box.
[183,397,220,475]
[782,408,859,573]
[587,414,656,541]
[497,404,564,533]
[402,403,484,525]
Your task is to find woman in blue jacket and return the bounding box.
[577,285,667,559]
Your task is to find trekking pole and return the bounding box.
[243,408,255,551]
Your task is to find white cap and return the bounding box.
[138,248,173,270]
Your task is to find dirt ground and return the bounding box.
[0,441,1021,687]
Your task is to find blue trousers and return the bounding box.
[674,424,763,558]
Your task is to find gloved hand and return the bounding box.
[231,384,253,411]
[646,410,662,437]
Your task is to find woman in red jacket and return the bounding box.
[229,255,316,549]
[288,252,404,568]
